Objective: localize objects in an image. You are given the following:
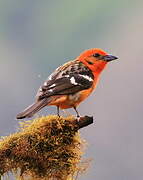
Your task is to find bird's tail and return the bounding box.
[16,99,50,119]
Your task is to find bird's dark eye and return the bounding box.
[93,53,100,57]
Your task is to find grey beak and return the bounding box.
[103,55,118,62]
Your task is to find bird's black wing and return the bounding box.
[36,73,93,100]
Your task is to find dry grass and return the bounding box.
[0,115,88,180]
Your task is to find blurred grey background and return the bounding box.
[0,0,143,179]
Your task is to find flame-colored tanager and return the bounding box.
[17,48,118,119]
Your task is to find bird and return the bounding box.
[16,48,118,119]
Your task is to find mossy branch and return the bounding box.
[0,115,93,180]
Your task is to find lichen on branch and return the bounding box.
[0,115,92,180]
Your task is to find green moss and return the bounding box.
[0,115,86,180]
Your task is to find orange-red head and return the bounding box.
[78,48,118,74]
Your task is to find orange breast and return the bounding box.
[48,75,99,109]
